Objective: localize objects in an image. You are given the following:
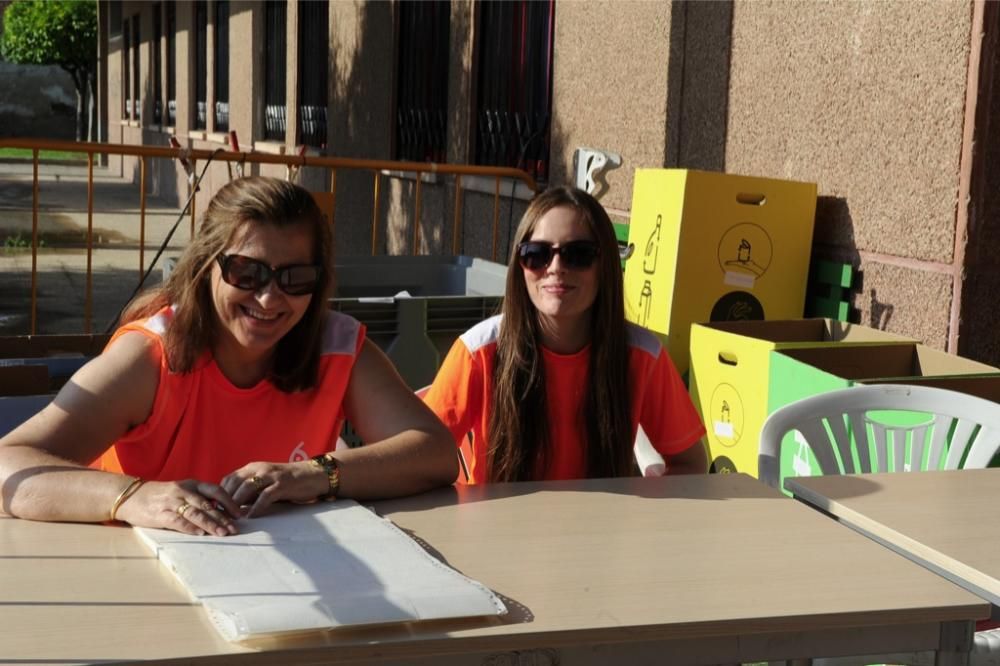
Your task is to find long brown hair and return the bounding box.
[487,186,631,481]
[121,176,333,392]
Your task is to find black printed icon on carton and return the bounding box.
[717,223,773,280]
[723,238,766,277]
[638,280,653,326]
[710,291,764,322]
[643,214,661,275]
[709,455,737,474]
[709,383,743,447]
[636,214,661,327]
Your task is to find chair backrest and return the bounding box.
[758,384,1000,490]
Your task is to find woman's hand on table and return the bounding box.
[115,479,242,536]
[220,461,330,518]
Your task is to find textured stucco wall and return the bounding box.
[549,1,673,211]
[725,0,973,350]
[959,1,1000,365]
[327,0,394,256]
[93,1,994,359]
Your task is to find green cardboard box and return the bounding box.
[689,318,913,477]
[767,344,999,492]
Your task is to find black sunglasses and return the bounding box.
[517,240,601,271]
[215,254,323,296]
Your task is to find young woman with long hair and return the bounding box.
[0,177,456,534]
[424,186,707,482]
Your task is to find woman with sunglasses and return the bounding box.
[0,177,456,534]
[423,186,707,483]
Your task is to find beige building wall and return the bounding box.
[724,0,972,351]
[549,1,674,214]
[550,0,995,361]
[99,0,1000,363]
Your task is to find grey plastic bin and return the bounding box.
[330,255,506,390]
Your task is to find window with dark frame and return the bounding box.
[194,1,207,130]
[121,19,130,119]
[263,1,287,142]
[296,0,327,148]
[395,0,449,163]
[474,0,554,182]
[166,2,176,126]
[152,3,162,125]
[131,14,140,121]
[109,1,122,38]
[214,1,229,132]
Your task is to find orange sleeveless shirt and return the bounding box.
[94,308,365,483]
[424,315,706,483]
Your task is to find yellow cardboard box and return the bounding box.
[688,319,914,477]
[623,169,817,375]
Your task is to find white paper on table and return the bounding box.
[135,500,506,642]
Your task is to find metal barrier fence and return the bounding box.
[0,138,538,334]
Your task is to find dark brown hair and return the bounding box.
[122,176,333,392]
[486,186,631,481]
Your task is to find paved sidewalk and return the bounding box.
[0,162,188,334]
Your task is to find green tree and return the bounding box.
[0,0,97,141]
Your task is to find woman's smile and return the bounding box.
[211,223,315,386]
[239,304,283,323]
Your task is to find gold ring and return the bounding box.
[176,501,191,517]
[248,475,264,490]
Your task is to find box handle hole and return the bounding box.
[718,351,739,367]
[736,192,766,206]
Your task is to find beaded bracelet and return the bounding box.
[109,476,145,522]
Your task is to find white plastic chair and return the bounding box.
[759,383,1000,666]
[760,384,1000,484]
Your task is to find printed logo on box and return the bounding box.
[717,223,773,288]
[710,455,738,474]
[709,383,744,448]
[633,214,662,328]
[710,291,765,322]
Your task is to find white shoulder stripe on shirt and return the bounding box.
[460,315,502,353]
[321,310,362,356]
[143,311,170,336]
[626,322,663,359]
[141,308,360,356]
[460,317,661,358]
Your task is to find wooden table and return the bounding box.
[0,474,988,665]
[787,468,1000,612]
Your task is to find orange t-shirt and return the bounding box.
[93,307,365,483]
[423,315,706,483]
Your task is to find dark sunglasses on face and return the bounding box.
[517,240,601,271]
[216,253,322,296]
